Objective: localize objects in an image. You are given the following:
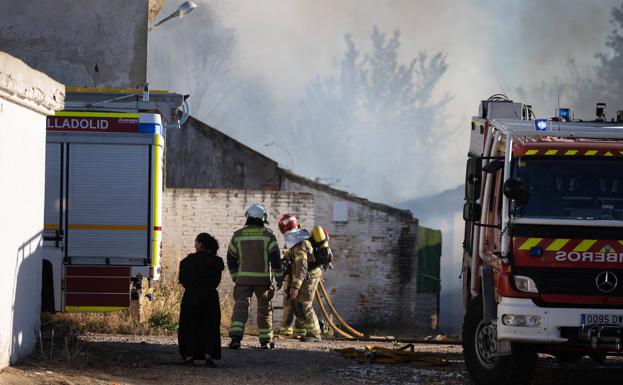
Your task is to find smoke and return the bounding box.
[149,0,621,205]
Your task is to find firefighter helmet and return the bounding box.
[246,203,268,223]
[278,214,299,234]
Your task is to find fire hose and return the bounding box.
[313,280,459,345]
[317,280,365,338]
[315,290,449,367]
[313,281,452,367]
[314,290,354,339]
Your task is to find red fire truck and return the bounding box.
[462,95,623,384]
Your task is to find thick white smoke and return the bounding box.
[150,0,620,203]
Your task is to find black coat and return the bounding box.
[178,250,224,360]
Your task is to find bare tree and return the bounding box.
[294,26,451,202]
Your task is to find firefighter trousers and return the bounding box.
[280,279,305,335]
[294,275,321,338]
[229,284,275,343]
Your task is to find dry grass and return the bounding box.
[144,277,183,334]
[47,273,236,336]
[50,309,145,335]
[38,314,86,364]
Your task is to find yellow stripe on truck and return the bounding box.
[151,134,164,271]
[68,224,148,231]
[55,111,139,118]
[518,238,543,250]
[545,239,570,251]
[573,240,597,252]
[44,224,60,230]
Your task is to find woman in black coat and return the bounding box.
[178,233,224,367]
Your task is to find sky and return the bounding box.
[150,0,621,203]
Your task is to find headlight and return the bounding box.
[514,275,539,293]
[502,314,541,328]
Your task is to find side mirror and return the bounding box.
[463,202,482,222]
[503,177,528,206]
[465,158,482,202]
[482,159,504,174]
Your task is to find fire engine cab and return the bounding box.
[462,95,623,385]
[42,87,186,312]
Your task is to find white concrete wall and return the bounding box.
[0,52,64,366]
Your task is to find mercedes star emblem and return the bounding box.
[595,271,618,293]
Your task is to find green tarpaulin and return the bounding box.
[417,226,442,293]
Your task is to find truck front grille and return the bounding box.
[514,267,623,296]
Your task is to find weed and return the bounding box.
[148,311,178,333]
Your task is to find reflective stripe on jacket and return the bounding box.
[289,239,321,290]
[227,225,282,286]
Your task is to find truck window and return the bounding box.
[512,157,623,220]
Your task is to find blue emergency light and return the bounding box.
[558,108,570,119]
[530,246,543,257]
[535,119,548,131]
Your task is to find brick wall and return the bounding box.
[161,188,315,328]
[160,185,435,333]
[162,188,314,274]
[281,176,425,330]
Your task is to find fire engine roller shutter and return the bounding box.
[44,143,62,234]
[67,143,149,264]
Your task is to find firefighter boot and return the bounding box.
[229,335,242,350]
[299,335,322,342]
[261,341,275,350]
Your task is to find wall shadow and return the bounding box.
[10,231,43,364]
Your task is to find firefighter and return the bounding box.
[279,214,323,342]
[227,203,283,350]
[276,216,306,338]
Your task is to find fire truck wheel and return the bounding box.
[462,296,537,385]
[555,351,583,363]
[590,353,606,364]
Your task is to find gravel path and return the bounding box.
[1,334,622,384]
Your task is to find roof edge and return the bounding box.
[0,52,65,113]
[280,168,415,219]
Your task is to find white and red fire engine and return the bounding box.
[462,95,623,384]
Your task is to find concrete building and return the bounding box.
[0,0,149,88]
[0,52,65,366]
[164,116,441,332]
[166,116,281,190]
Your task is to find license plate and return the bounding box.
[581,313,623,326]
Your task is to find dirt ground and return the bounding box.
[1,334,622,385]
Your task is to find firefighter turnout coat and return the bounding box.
[227,225,283,286]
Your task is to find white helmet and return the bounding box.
[246,203,268,223]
